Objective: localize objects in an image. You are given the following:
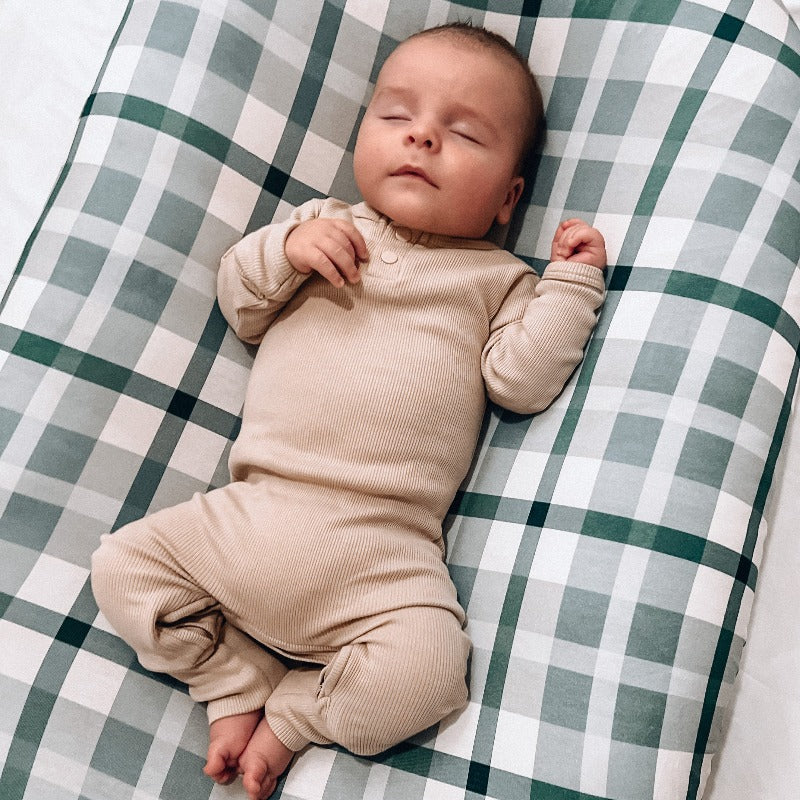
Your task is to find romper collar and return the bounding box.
[351,202,500,252]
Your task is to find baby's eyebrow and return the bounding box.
[371,86,414,105]
[449,104,495,131]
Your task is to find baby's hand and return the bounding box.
[285,218,369,288]
[551,218,606,270]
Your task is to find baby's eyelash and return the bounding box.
[453,130,481,144]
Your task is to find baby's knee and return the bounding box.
[412,619,471,714]
[328,612,470,755]
[90,526,154,623]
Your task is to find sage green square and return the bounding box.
[145,2,199,57]
[83,168,140,225]
[555,587,611,648]
[676,428,734,488]
[626,603,683,665]
[732,105,792,163]
[629,342,687,395]
[540,666,593,732]
[700,358,757,417]
[605,413,663,468]
[698,174,761,231]
[612,685,668,748]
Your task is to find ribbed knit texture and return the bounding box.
[92,198,605,755]
[219,199,606,531]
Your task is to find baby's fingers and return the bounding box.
[339,221,369,264]
[551,219,583,260]
[551,218,606,268]
[316,226,367,286]
[555,218,585,235]
[555,220,591,248]
[327,223,368,286]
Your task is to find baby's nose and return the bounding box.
[406,120,439,150]
[407,133,433,148]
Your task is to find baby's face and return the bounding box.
[353,35,527,239]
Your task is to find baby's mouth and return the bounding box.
[391,165,438,187]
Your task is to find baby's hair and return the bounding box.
[404,21,544,172]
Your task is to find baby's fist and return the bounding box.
[285,218,368,288]
[551,218,606,270]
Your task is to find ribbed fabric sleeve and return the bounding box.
[482,260,606,412]
[217,199,319,343]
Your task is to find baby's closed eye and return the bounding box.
[381,109,411,121]
[450,126,482,144]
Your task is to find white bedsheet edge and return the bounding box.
[0,0,128,299]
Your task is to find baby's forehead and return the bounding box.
[374,36,531,124]
[377,35,523,95]
[381,32,502,70]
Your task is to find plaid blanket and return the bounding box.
[1,1,798,799]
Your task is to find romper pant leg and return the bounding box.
[264,605,470,755]
[91,486,288,723]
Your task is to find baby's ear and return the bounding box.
[495,176,525,227]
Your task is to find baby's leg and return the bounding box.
[237,716,294,800]
[264,606,471,756]
[90,485,288,724]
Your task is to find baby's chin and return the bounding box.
[372,201,493,239]
[365,196,428,232]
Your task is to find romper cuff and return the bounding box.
[265,714,313,752]
[205,686,274,725]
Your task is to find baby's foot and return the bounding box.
[204,709,263,785]
[238,717,294,800]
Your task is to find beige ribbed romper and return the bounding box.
[91,199,606,756]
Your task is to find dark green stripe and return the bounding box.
[114,308,239,529]
[0,591,175,678]
[2,594,70,639]
[0,643,80,799]
[572,0,681,24]
[2,326,240,439]
[469,332,611,763]
[0,689,56,800]
[369,740,610,800]
[714,12,745,43]
[634,90,705,218]
[587,511,758,589]
[180,301,231,396]
[114,455,171,530]
[779,42,800,77]
[453,494,758,588]
[562,0,798,77]
[88,93,234,163]
[623,20,733,264]
[609,266,800,350]
[10,330,62,369]
[528,781,608,800]
[688,350,800,796]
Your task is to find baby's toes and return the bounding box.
[241,756,277,800]
[203,751,236,784]
[243,768,277,800]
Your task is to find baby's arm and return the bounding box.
[217,199,361,344]
[481,220,607,414]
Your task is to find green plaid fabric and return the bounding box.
[1,1,798,799]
